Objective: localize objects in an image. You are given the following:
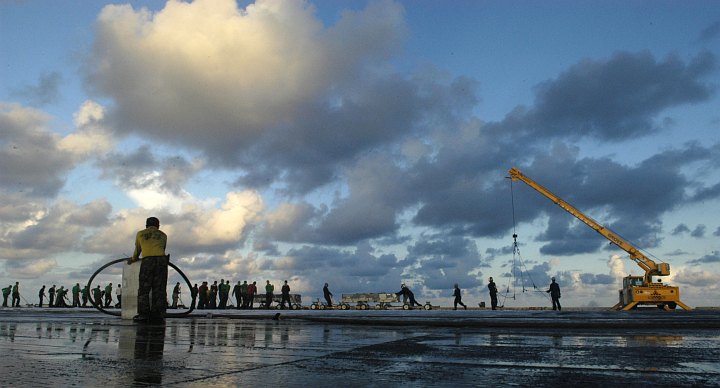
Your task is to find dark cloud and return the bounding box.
[10,72,62,107]
[529,51,716,141]
[267,243,408,294]
[690,181,720,202]
[407,235,478,261]
[579,273,615,285]
[67,199,112,227]
[687,252,720,265]
[11,204,84,251]
[1,199,111,260]
[256,202,322,245]
[402,234,484,290]
[68,257,123,279]
[698,21,720,42]
[0,193,45,223]
[496,141,720,255]
[484,245,515,262]
[96,145,202,194]
[312,156,408,244]
[672,223,691,235]
[664,249,690,257]
[536,218,604,256]
[5,258,58,280]
[672,269,716,287]
[500,262,553,290]
[264,48,720,262]
[691,224,706,238]
[484,51,717,148]
[280,243,406,278]
[240,73,479,198]
[0,104,74,197]
[715,227,720,237]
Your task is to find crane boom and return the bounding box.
[508,167,669,283]
[508,167,690,311]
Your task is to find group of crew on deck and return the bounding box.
[187,279,296,310]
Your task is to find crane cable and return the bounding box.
[504,177,550,306]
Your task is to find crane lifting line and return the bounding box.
[501,178,550,307]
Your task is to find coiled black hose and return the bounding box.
[86,257,194,318]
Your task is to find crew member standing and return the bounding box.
[488,277,498,310]
[232,281,242,310]
[209,281,218,308]
[240,281,248,309]
[323,283,333,307]
[104,283,113,308]
[218,279,227,309]
[280,280,291,309]
[82,285,89,307]
[72,283,81,307]
[453,283,467,310]
[12,282,20,307]
[247,281,257,309]
[38,285,46,307]
[115,284,122,308]
[48,285,56,308]
[127,216,168,322]
[198,282,208,309]
[547,277,561,311]
[265,280,274,309]
[172,282,181,309]
[93,285,102,307]
[190,284,198,309]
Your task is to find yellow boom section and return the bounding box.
[508,167,670,284]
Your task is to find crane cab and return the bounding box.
[616,275,691,311]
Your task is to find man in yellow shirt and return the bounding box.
[128,217,168,322]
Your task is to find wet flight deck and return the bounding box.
[1,308,718,386]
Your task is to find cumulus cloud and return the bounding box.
[83,190,263,257]
[257,202,320,244]
[85,0,426,191]
[96,145,206,212]
[408,235,483,290]
[58,100,114,159]
[607,254,626,279]
[0,199,112,261]
[0,102,116,199]
[4,258,58,280]
[673,268,719,288]
[0,103,74,197]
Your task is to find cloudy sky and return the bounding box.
[1,0,719,308]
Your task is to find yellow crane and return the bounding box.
[508,167,691,311]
